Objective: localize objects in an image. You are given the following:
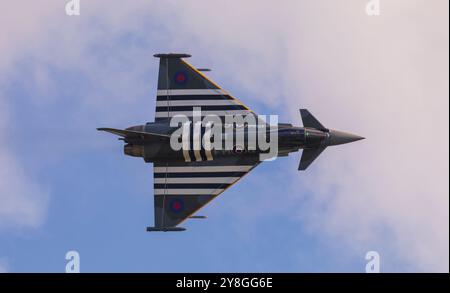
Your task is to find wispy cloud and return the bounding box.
[0,257,8,273]
[0,2,54,230]
[0,0,448,271]
[0,97,49,230]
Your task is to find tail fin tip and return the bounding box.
[300,109,327,131]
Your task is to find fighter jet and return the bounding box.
[98,53,364,232]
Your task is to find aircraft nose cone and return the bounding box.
[327,129,365,146]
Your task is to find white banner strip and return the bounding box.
[154,165,253,173]
[157,89,228,96]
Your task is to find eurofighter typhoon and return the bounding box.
[98,53,364,232]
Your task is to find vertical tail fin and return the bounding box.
[300,109,327,131]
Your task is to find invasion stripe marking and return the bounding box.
[193,122,202,162]
[156,95,234,101]
[153,172,247,178]
[182,122,191,162]
[154,166,253,173]
[199,126,210,161]
[154,177,240,184]
[155,110,251,118]
[154,183,231,189]
[155,105,248,112]
[203,126,213,161]
[155,113,259,123]
[157,89,228,96]
[154,189,224,195]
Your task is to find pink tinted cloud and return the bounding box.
[0,0,447,271]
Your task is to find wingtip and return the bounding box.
[146,226,186,232]
[153,53,191,59]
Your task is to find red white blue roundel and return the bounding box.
[170,198,185,213]
[173,71,188,85]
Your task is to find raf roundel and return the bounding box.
[173,71,188,85]
[170,198,185,213]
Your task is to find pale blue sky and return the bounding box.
[0,1,448,272]
[0,34,359,273]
